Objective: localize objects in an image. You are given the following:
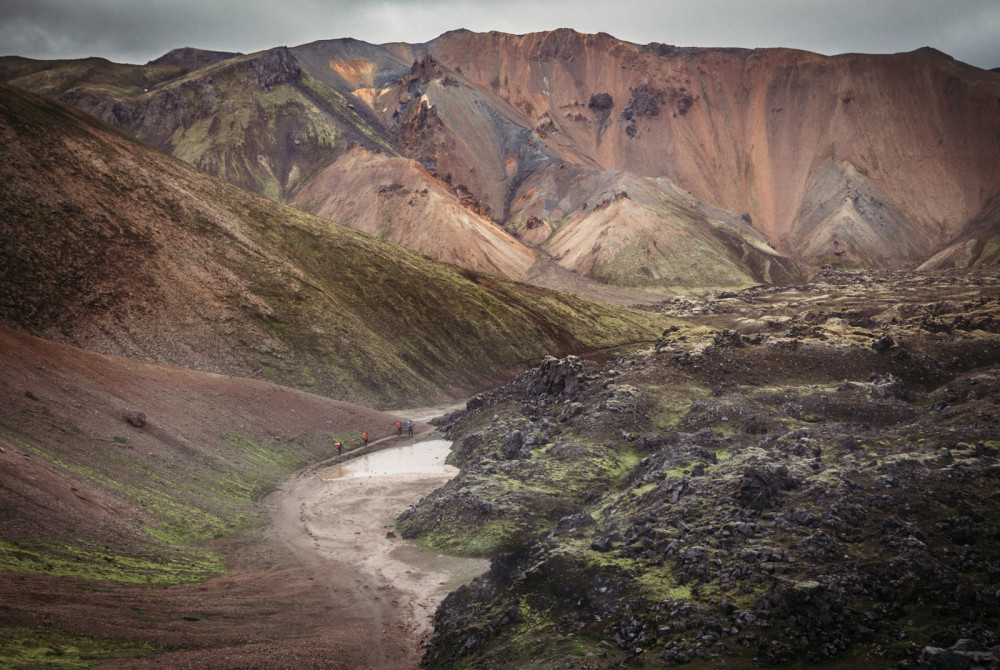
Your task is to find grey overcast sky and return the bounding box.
[1,0,998,70]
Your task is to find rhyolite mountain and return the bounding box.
[0,82,666,408]
[5,29,998,296]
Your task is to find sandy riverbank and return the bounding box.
[270,436,487,668]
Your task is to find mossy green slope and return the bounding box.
[0,320,404,667]
[0,83,668,408]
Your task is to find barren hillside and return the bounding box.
[0,325,422,668]
[11,30,996,294]
[422,31,1000,267]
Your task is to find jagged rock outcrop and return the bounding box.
[902,640,1000,670]
[406,269,1000,668]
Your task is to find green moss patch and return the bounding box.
[0,626,158,669]
[0,540,224,585]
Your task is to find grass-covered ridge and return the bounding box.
[0,319,408,666]
[0,627,158,669]
[0,428,319,585]
[0,48,392,203]
[0,82,669,409]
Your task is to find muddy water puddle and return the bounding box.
[319,439,456,479]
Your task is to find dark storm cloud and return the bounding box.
[0,0,302,63]
[1,0,998,69]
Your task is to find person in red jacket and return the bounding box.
[362,431,368,447]
[396,421,402,436]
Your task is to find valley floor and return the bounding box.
[266,437,488,670]
[4,269,999,669]
[2,435,483,669]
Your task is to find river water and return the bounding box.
[319,438,457,479]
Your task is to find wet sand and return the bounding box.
[271,437,487,667]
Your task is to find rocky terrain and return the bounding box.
[399,268,1000,668]
[4,30,998,295]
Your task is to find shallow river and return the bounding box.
[278,435,486,664]
[321,439,457,479]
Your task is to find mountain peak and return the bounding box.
[5,31,999,294]
[147,46,242,68]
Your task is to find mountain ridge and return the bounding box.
[0,82,667,408]
[9,29,996,295]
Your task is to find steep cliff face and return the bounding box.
[366,54,552,223]
[353,39,812,289]
[423,31,1000,268]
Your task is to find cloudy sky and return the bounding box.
[2,0,998,70]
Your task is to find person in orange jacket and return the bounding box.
[362,431,368,447]
[396,421,402,436]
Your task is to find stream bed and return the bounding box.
[320,439,457,479]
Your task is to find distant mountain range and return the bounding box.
[5,29,997,296]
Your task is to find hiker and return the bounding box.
[362,431,368,447]
[396,421,402,436]
[407,420,413,437]
[335,441,342,455]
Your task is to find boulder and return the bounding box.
[124,411,146,428]
[736,465,799,511]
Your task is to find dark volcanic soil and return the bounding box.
[3,269,1000,669]
[401,268,1000,669]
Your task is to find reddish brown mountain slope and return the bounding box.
[4,30,998,293]
[421,31,1000,268]
[0,324,421,668]
[0,83,666,407]
[290,145,535,279]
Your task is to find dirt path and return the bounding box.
[269,432,487,669]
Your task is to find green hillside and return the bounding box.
[0,82,668,408]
